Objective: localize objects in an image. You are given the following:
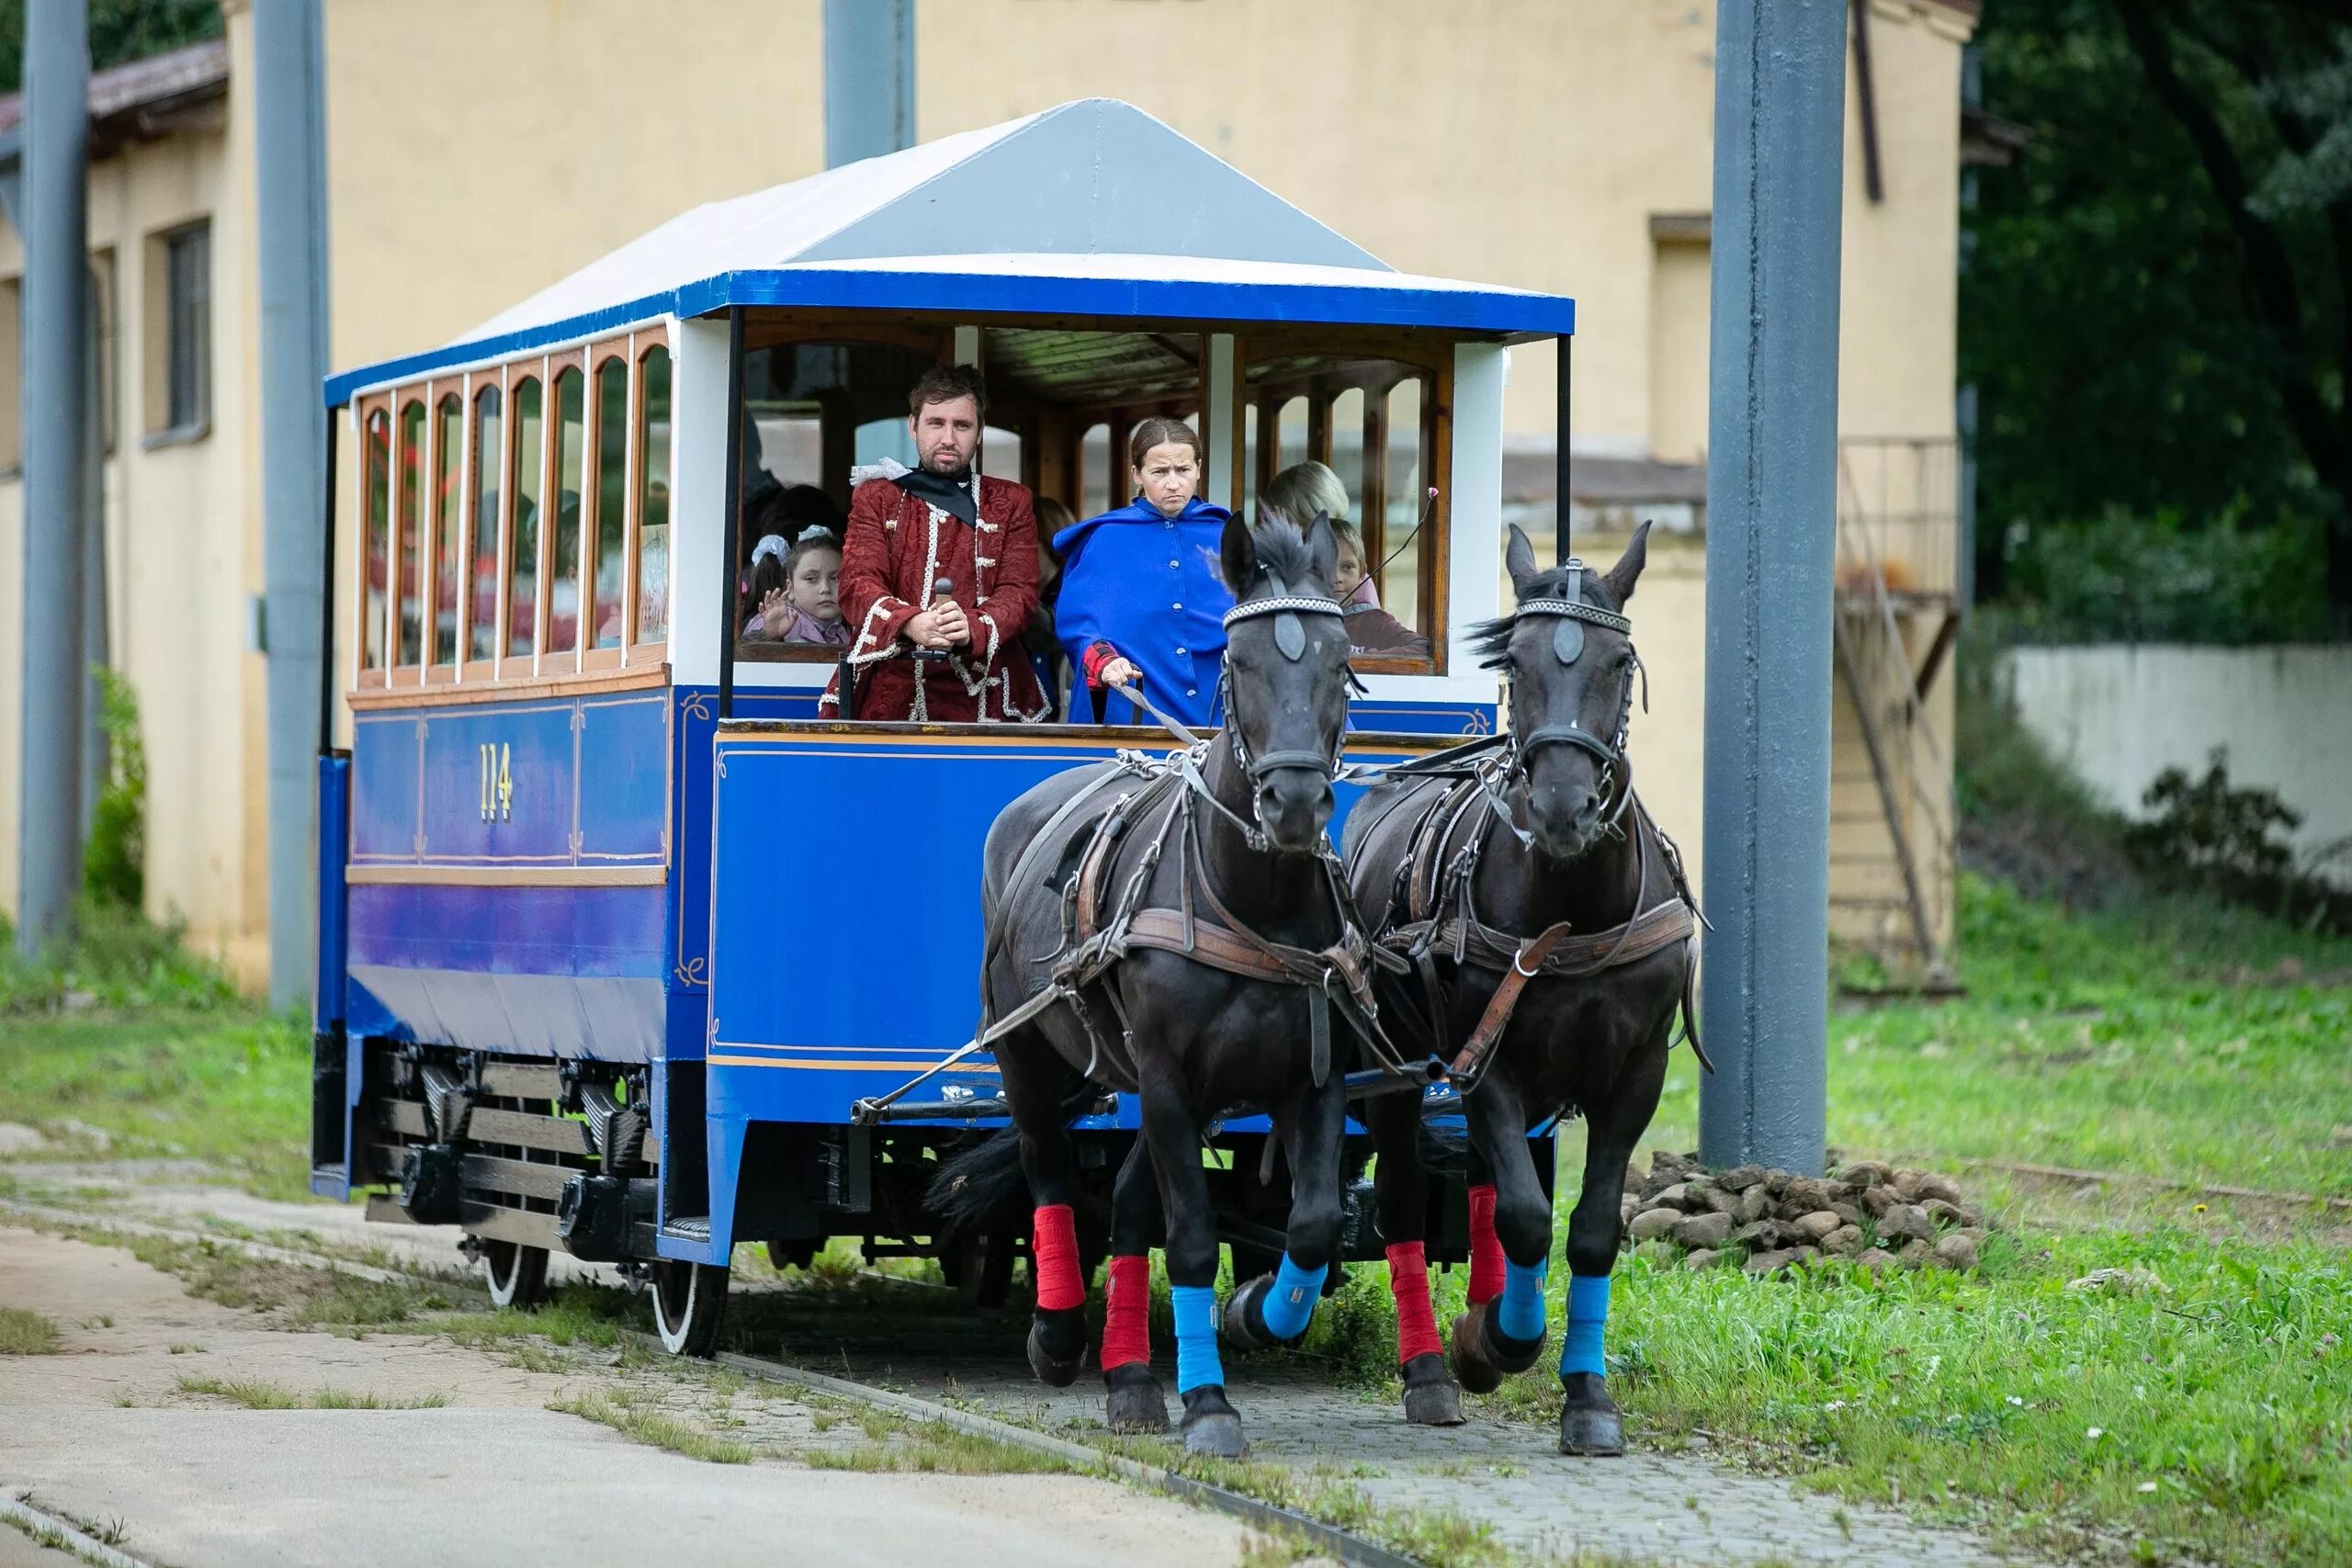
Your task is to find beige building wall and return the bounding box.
[2,0,1973,978]
[0,10,265,976]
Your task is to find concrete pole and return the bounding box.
[823,0,915,167]
[1697,0,1847,1174]
[254,0,332,1007]
[17,0,90,956]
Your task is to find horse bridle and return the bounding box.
[1490,560,1641,840]
[1219,590,1349,774]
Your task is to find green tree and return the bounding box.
[0,0,221,98]
[1965,0,2352,632]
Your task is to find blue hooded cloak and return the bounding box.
[1053,494,1236,728]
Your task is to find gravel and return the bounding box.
[1618,1153,2001,1275]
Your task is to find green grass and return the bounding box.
[549,1391,756,1464]
[1642,874,2352,1201]
[0,1305,61,1355]
[175,1374,449,1410]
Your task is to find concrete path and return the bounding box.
[0,1227,1250,1568]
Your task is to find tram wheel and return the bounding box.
[951,1228,1015,1310]
[482,1240,551,1309]
[650,1260,729,1357]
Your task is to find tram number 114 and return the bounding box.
[478,742,513,822]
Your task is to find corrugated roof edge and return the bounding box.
[323,265,1576,406]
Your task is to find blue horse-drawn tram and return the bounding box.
[308,101,1600,1382]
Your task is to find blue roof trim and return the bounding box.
[324,267,1575,405]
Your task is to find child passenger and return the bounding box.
[744,530,850,646]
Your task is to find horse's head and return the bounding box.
[1216,510,1352,854]
[1476,521,1650,863]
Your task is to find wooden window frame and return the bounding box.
[1234,337,1453,676]
[425,385,464,683]
[540,350,589,675]
[354,394,392,689]
[729,323,956,666]
[391,393,427,675]
[461,367,507,685]
[630,332,673,657]
[503,361,548,678]
[581,337,632,672]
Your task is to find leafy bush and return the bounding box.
[0,899,242,1015]
[2126,750,2300,882]
[1994,505,2335,646]
[84,666,147,908]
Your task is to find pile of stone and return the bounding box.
[1618,1151,1993,1275]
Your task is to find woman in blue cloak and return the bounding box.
[1053,418,1237,727]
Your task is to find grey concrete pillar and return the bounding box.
[824,0,915,167]
[1698,0,1847,1174]
[255,0,332,1007]
[17,0,91,955]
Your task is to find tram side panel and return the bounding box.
[318,687,671,1209]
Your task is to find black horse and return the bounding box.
[1344,521,1700,1453]
[953,512,1376,1457]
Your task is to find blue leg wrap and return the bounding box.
[1559,1273,1611,1377]
[1498,1257,1549,1342]
[1259,1254,1328,1341]
[1171,1284,1223,1393]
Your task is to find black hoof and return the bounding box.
[1399,1351,1464,1427]
[1449,1299,1544,1394]
[1180,1384,1246,1458]
[1446,1307,1501,1395]
[1558,1371,1624,1457]
[1103,1362,1168,1433]
[1219,1273,1269,1350]
[1026,1306,1086,1387]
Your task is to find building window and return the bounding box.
[0,277,19,474]
[163,223,210,433]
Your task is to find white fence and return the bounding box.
[2005,644,2352,885]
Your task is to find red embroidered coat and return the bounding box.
[823,473,1051,722]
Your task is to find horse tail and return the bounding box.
[926,1129,1030,1234]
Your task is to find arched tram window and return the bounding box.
[395,398,425,668]
[433,392,462,668]
[508,375,544,662]
[360,405,390,673]
[592,355,628,651]
[469,383,503,663]
[635,344,672,648]
[548,365,585,660]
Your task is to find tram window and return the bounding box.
[635,344,671,646]
[591,356,628,650]
[1076,423,1109,519]
[432,392,462,667]
[360,406,390,672]
[981,424,1022,481]
[508,375,543,660]
[395,399,424,668]
[469,384,503,661]
[1239,403,1256,516]
[1381,378,1426,633]
[548,367,584,659]
[1329,388,1365,519]
[1276,396,1309,473]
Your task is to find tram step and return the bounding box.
[479,1062,564,1099]
[661,1215,712,1243]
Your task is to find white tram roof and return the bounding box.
[327,99,1575,404]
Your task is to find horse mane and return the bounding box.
[1239,514,1330,599]
[1466,562,1626,671]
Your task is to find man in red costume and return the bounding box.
[823,365,1051,722]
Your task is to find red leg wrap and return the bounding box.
[1031,1204,1084,1312]
[1385,1242,1442,1363]
[1101,1254,1152,1370]
[1467,1184,1506,1306]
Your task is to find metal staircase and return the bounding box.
[1831,437,1961,986]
